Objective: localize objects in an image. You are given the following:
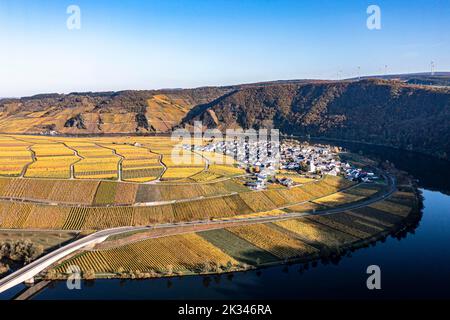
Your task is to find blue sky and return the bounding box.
[0,0,449,97]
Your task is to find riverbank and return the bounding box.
[9,142,448,300]
[41,166,421,282]
[286,134,450,161]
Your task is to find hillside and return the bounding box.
[0,88,229,134]
[182,79,450,160]
[1,78,449,159]
[354,72,450,87]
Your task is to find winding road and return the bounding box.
[0,172,396,295]
[0,226,145,294]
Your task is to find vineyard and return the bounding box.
[134,179,248,203]
[0,135,243,183]
[26,143,79,178]
[69,142,120,180]
[0,130,415,280]
[299,175,355,198]
[274,218,358,247]
[283,202,325,213]
[369,196,412,217]
[0,176,248,205]
[0,175,368,230]
[227,224,318,259]
[343,183,383,197]
[304,209,391,239]
[312,192,364,207]
[99,143,163,182]
[154,145,206,180]
[55,233,239,274]
[0,136,33,176]
[208,165,245,177]
[189,171,223,182]
[215,209,285,221]
[0,133,422,281]
[277,170,316,184]
[93,181,118,205]
[51,209,396,277]
[199,228,279,265]
[0,135,355,193]
[0,178,100,205]
[48,186,418,278]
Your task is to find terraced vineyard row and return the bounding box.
[312,192,364,207]
[0,176,363,230]
[26,143,79,178]
[122,167,163,181]
[199,229,279,265]
[0,178,100,205]
[98,143,164,182]
[51,187,418,277]
[68,142,120,180]
[0,136,33,176]
[189,171,223,182]
[0,135,236,183]
[227,224,318,259]
[56,234,239,274]
[54,251,112,273]
[0,176,247,205]
[155,145,206,180]
[305,193,415,239]
[274,218,358,247]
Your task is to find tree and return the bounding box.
[0,262,9,275]
[198,262,211,273]
[299,161,309,172]
[83,269,96,280]
[45,269,57,280]
[166,265,173,276]
[210,262,220,273]
[0,240,43,265]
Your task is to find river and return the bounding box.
[1,142,449,299]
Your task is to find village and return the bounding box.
[189,139,379,190]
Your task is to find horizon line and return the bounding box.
[1,70,449,99]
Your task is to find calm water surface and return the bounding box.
[1,143,449,300]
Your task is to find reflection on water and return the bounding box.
[2,143,449,300]
[309,138,450,194]
[26,189,449,300]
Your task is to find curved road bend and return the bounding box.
[0,173,396,295]
[0,226,148,294]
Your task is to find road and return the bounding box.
[0,172,396,295]
[0,226,148,294]
[110,172,396,237]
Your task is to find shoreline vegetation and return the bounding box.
[1,131,448,162]
[0,134,421,290]
[289,134,450,162]
[42,166,422,281]
[1,79,449,161]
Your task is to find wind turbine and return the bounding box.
[430,61,435,75]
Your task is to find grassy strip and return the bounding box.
[198,228,279,265]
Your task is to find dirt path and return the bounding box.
[20,145,36,178]
[61,142,84,179]
[95,175,395,250]
[94,143,124,181]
